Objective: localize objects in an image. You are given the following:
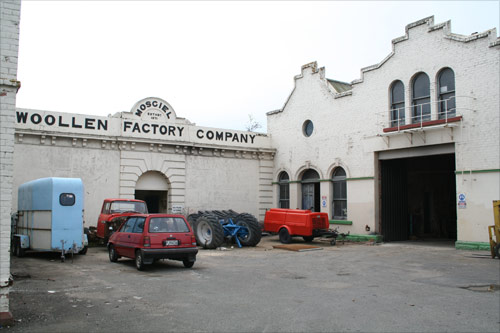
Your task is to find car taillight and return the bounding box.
[144,236,151,247]
[191,235,197,246]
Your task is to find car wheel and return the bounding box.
[135,250,145,271]
[183,260,194,268]
[303,236,314,242]
[278,228,291,244]
[108,245,118,262]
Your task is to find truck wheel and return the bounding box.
[195,215,224,249]
[183,259,194,268]
[235,214,262,246]
[303,236,314,242]
[135,250,145,271]
[108,245,118,262]
[279,228,292,244]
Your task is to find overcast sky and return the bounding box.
[15,1,499,131]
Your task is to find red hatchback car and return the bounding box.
[107,214,198,270]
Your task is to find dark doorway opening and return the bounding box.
[135,190,168,213]
[381,154,456,242]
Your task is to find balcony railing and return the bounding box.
[379,96,475,133]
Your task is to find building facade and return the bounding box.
[13,97,275,228]
[268,17,499,246]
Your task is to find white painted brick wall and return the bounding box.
[0,0,20,319]
[268,16,499,239]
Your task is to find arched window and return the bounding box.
[438,68,456,119]
[332,167,347,220]
[390,80,405,127]
[412,72,431,124]
[278,172,290,209]
[301,169,320,211]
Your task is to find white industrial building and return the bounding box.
[1,12,499,323]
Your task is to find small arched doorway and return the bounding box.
[135,171,170,213]
[301,169,320,212]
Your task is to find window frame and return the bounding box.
[278,172,290,209]
[390,80,405,127]
[437,67,456,119]
[411,72,431,124]
[332,167,347,220]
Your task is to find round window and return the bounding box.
[303,120,314,137]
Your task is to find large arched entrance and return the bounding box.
[301,169,320,212]
[134,171,170,213]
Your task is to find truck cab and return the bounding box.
[96,199,148,242]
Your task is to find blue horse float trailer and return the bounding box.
[11,177,88,261]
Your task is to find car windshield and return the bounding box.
[149,217,189,233]
[109,201,148,214]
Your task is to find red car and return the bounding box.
[107,214,198,270]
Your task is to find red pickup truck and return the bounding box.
[264,208,331,244]
[96,199,149,242]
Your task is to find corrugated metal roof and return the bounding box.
[327,79,352,93]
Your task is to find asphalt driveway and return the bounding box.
[4,236,500,332]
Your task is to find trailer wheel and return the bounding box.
[303,236,314,242]
[108,245,118,262]
[14,238,25,258]
[195,215,224,249]
[234,214,262,246]
[79,246,88,255]
[279,228,292,244]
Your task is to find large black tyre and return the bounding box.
[279,228,292,244]
[108,244,118,262]
[195,214,224,249]
[135,250,145,271]
[187,214,200,229]
[234,213,262,246]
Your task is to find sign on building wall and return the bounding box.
[15,97,271,149]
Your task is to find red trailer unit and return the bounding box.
[264,208,330,244]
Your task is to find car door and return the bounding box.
[129,217,146,254]
[115,217,137,257]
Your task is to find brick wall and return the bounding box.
[0,0,21,324]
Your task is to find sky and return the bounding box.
[15,1,500,132]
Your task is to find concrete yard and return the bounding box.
[3,236,500,332]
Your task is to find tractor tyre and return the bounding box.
[195,214,224,249]
[234,213,262,246]
[187,214,200,229]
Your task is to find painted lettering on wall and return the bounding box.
[196,129,256,144]
[16,111,108,131]
[134,100,172,119]
[123,121,184,137]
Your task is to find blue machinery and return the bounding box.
[219,218,249,248]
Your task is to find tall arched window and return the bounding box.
[278,172,290,209]
[412,72,431,124]
[438,68,456,119]
[390,80,405,127]
[332,167,347,220]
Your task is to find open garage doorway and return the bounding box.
[134,171,169,213]
[380,149,457,242]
